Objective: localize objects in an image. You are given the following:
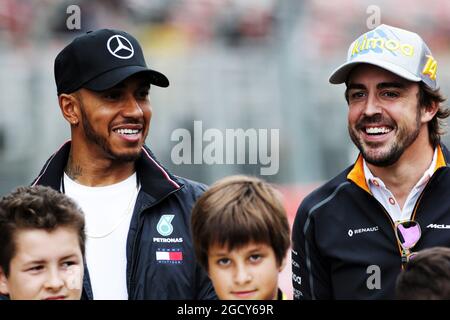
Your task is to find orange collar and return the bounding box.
[347,146,446,193]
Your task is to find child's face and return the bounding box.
[207,242,285,300]
[0,227,84,300]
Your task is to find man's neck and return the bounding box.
[367,140,435,209]
[65,149,136,187]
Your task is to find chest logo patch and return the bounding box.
[157,214,175,236]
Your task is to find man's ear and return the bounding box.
[59,93,81,126]
[0,267,10,296]
[421,100,439,123]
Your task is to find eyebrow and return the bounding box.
[347,82,406,91]
[209,248,230,256]
[23,254,79,266]
[24,259,46,265]
[346,83,366,91]
[377,82,406,89]
[59,254,79,261]
[210,253,228,258]
[210,246,265,257]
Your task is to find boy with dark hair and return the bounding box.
[396,247,450,300]
[191,175,290,300]
[0,185,85,300]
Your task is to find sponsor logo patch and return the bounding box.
[107,35,134,59]
[427,223,450,229]
[348,226,379,237]
[153,237,183,243]
[351,34,414,57]
[156,248,183,264]
[157,214,175,236]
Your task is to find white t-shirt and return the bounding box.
[63,172,139,300]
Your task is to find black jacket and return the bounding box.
[292,144,450,300]
[32,141,216,300]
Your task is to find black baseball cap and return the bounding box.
[54,29,169,95]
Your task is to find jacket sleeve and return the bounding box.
[292,199,332,300]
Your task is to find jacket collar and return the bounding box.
[347,144,449,193]
[32,140,182,201]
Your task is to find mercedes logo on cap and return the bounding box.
[107,35,134,59]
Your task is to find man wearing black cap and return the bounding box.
[31,29,216,300]
[292,24,450,299]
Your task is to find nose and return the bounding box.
[122,94,144,119]
[233,263,252,285]
[44,268,65,292]
[363,92,382,117]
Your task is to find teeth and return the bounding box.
[365,127,391,134]
[116,128,139,135]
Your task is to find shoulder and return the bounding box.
[440,143,450,165]
[298,166,353,216]
[293,167,354,237]
[173,176,208,201]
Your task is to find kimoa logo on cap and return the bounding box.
[351,34,414,58]
[107,35,134,59]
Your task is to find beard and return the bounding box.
[79,103,143,162]
[348,107,422,167]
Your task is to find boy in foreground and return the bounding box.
[0,186,85,300]
[191,175,290,300]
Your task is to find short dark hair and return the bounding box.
[396,247,450,299]
[417,82,450,148]
[191,175,290,271]
[0,186,85,276]
[345,81,450,148]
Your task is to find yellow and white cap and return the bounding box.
[329,24,438,89]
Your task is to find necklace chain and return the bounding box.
[62,174,139,239]
[86,184,139,239]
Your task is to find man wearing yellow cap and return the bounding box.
[292,24,450,299]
